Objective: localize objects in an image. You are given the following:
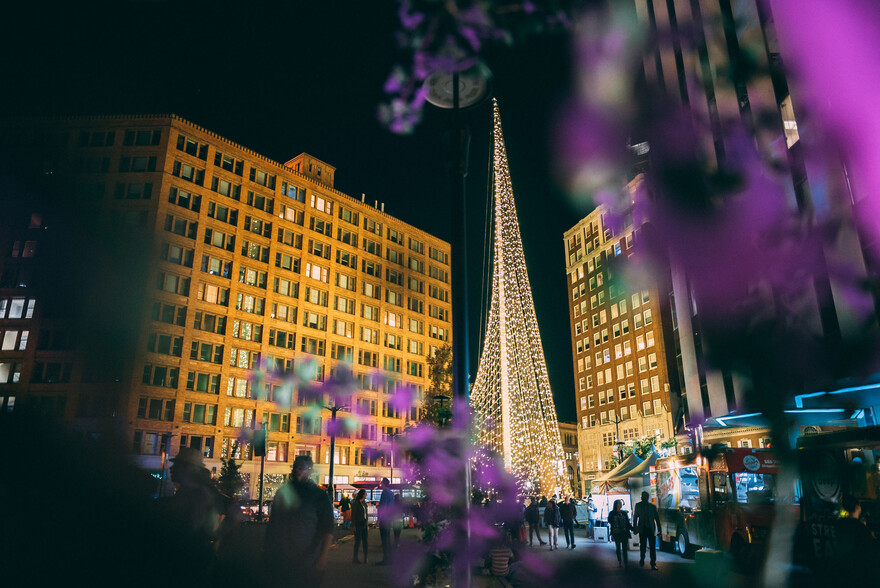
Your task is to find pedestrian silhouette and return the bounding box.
[351,489,369,564]
[632,491,661,570]
[544,498,562,550]
[834,494,878,583]
[162,447,224,572]
[526,497,546,546]
[263,455,334,588]
[376,477,394,565]
[608,499,632,568]
[561,497,577,549]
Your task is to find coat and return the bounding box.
[525,503,540,524]
[559,502,575,523]
[632,500,661,536]
[351,499,367,530]
[544,504,562,528]
[608,509,632,542]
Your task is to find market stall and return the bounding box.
[590,453,643,521]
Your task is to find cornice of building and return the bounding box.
[1,113,449,247]
[166,115,449,246]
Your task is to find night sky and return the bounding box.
[2,0,589,422]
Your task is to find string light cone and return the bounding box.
[471,99,567,496]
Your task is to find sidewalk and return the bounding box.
[324,526,423,587]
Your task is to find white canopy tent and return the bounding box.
[589,453,643,520]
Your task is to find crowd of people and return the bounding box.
[155,447,879,587]
[481,491,663,582]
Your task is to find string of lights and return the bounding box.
[471,99,568,497]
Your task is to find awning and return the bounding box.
[592,453,643,483]
[590,453,643,495]
[352,481,381,490]
[620,451,658,478]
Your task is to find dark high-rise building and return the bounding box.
[630,0,879,433]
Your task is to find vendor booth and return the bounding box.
[590,453,643,522]
[589,452,660,546]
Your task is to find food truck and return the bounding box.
[651,447,781,560]
[796,425,880,571]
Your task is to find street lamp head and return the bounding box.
[425,64,493,110]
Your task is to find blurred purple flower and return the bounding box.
[772,0,880,248]
[383,66,407,94]
[397,0,424,30]
[388,383,417,412]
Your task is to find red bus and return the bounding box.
[651,448,782,561]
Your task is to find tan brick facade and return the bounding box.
[0,115,451,498]
[563,190,676,486]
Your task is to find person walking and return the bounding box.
[525,497,546,546]
[264,455,334,588]
[375,478,394,565]
[161,447,224,580]
[351,489,368,564]
[544,499,562,551]
[340,494,351,530]
[608,499,632,568]
[560,497,577,549]
[833,495,879,582]
[632,491,662,570]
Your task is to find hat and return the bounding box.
[170,446,205,469]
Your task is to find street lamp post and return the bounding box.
[388,430,401,482]
[609,413,627,463]
[324,403,348,502]
[433,393,451,427]
[425,63,491,588]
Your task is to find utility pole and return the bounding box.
[609,413,626,463]
[255,417,267,521]
[324,403,348,502]
[388,430,402,482]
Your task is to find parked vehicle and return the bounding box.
[796,425,880,571]
[651,447,784,562]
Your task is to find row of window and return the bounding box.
[580,368,662,397]
[133,429,423,465]
[577,347,658,374]
[184,222,450,295]
[78,128,161,149]
[580,399,664,428]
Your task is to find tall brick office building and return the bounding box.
[0,115,452,498]
[563,179,679,485]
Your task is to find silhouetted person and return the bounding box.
[608,499,632,568]
[351,489,368,563]
[340,494,351,529]
[376,477,394,565]
[834,495,878,582]
[544,498,562,550]
[264,455,333,588]
[525,497,546,546]
[164,447,223,570]
[561,497,576,549]
[632,491,661,570]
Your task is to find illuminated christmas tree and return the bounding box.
[471,99,567,496]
